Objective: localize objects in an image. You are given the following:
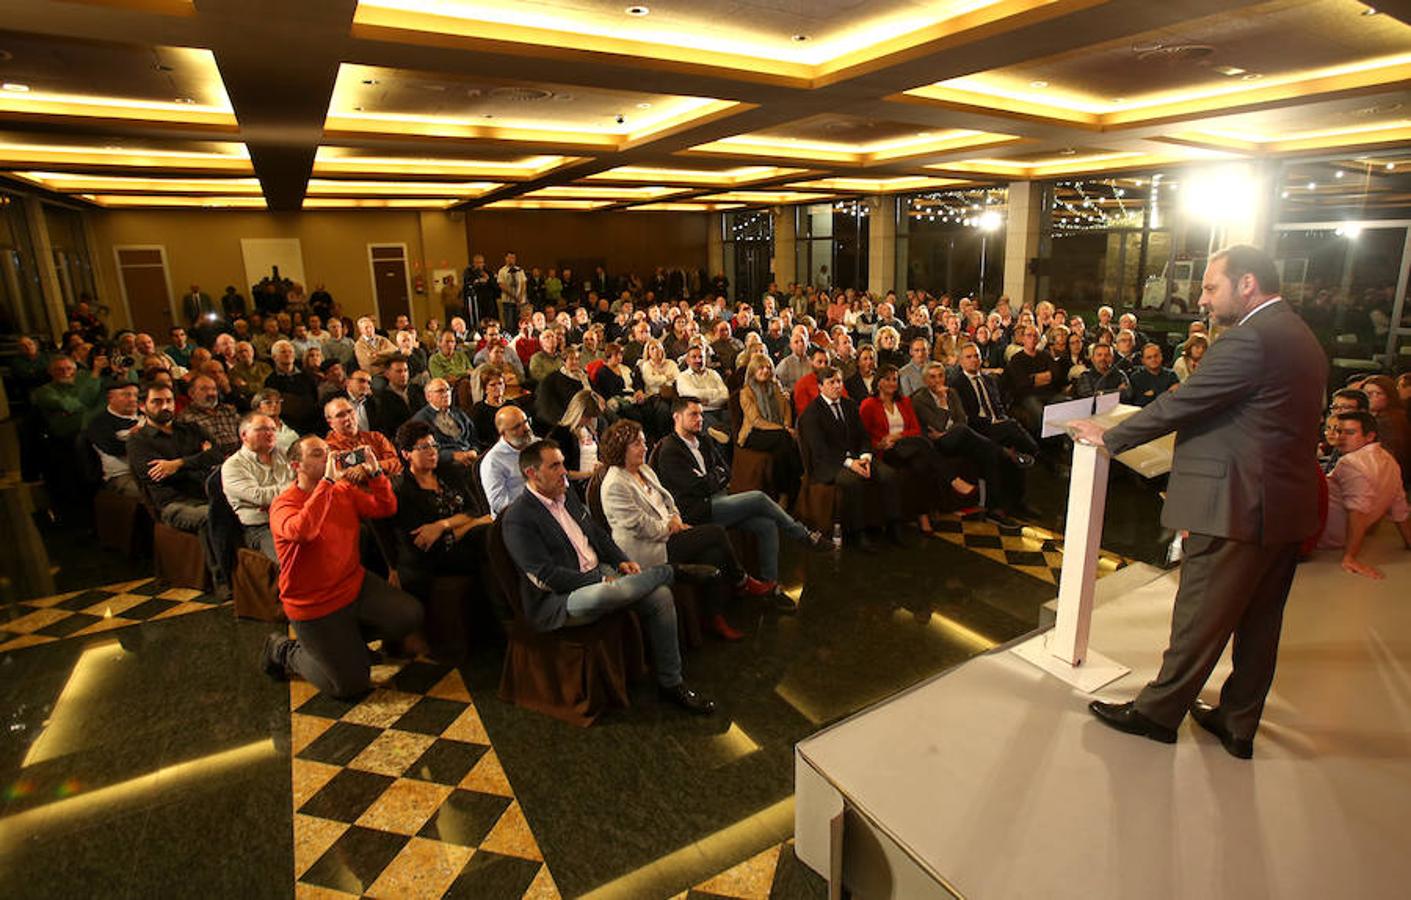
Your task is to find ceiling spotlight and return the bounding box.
[362,78,379,85]
[791,34,809,42]
[625,5,650,15]
[1335,170,1345,178]
[174,96,195,104]
[1110,97,1126,104]
[154,63,173,72]
[1213,66,1246,77]
[483,113,495,119]
[2,82,30,92]
[1387,162,1396,170]
[1029,80,1049,88]
[1281,191,1289,198]
[1361,6,1379,15]
[352,105,364,111]
[1306,181,1317,190]
[636,102,652,109]
[1241,73,1263,81]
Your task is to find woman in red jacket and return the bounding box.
[859,365,976,535]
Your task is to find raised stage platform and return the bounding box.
[795,530,1411,899]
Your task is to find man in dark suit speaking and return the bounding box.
[1071,245,1325,759]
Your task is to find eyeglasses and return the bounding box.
[411,440,438,452]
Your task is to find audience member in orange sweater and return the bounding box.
[858,364,975,536]
[324,396,403,475]
[261,435,422,698]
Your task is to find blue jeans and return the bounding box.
[565,564,681,687]
[707,490,810,582]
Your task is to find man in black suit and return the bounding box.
[797,366,903,551]
[371,355,425,438]
[951,342,1039,458]
[500,439,714,714]
[1075,245,1326,759]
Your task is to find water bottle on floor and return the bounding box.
[831,524,843,551]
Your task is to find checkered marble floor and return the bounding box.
[289,657,558,899]
[0,578,226,653]
[931,514,1130,585]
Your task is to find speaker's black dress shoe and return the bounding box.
[659,683,716,715]
[1190,701,1254,759]
[672,563,721,584]
[1088,700,1178,744]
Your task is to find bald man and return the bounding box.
[480,405,536,516]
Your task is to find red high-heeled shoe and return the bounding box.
[710,613,744,641]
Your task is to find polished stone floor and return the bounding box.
[0,468,1167,899]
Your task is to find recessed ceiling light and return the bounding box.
[174,96,195,104]
[362,78,379,85]
[154,63,173,72]
[636,102,652,109]
[1307,181,1317,190]
[1029,80,1048,88]
[1335,170,1345,178]
[1387,162,1396,170]
[1281,191,1289,198]
[1110,97,1126,104]
[2,82,30,92]
[1213,66,1246,77]
[1058,148,1077,156]
[625,5,650,15]
[1361,6,1379,16]
[791,34,809,42]
[1241,72,1263,81]
[483,113,495,118]
[352,105,364,111]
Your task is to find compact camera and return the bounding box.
[338,448,367,468]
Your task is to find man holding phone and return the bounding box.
[324,396,402,474]
[262,435,423,698]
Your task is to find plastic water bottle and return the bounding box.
[831,524,843,551]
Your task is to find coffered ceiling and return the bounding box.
[0,0,1406,212]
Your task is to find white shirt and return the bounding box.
[1238,295,1283,327]
[675,366,729,409]
[1319,442,1409,549]
[221,445,293,526]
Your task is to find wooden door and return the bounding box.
[370,245,409,328]
[115,246,173,336]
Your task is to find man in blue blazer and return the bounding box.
[501,438,715,714]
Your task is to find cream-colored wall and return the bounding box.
[89,208,471,331]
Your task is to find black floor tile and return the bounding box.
[390,659,453,694]
[120,598,180,620]
[297,769,395,823]
[963,533,1003,549]
[416,788,511,847]
[405,738,488,786]
[295,692,362,720]
[768,844,828,900]
[1006,550,1049,567]
[443,850,542,899]
[54,589,116,611]
[390,696,469,735]
[34,612,103,638]
[127,580,167,596]
[296,721,382,766]
[299,825,407,894]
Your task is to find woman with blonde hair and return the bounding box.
[738,351,803,503]
[874,324,906,369]
[638,339,680,396]
[549,389,605,485]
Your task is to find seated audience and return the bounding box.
[1071,342,1131,401]
[737,352,804,502]
[177,373,242,455]
[324,396,402,475]
[371,355,426,438]
[127,383,223,562]
[1360,374,1409,477]
[798,366,902,551]
[428,329,474,383]
[252,388,300,455]
[501,438,714,713]
[1127,343,1179,407]
[1004,325,1061,434]
[320,317,356,369]
[912,362,1029,527]
[535,344,591,427]
[410,378,478,466]
[859,365,968,536]
[84,380,142,497]
[230,341,271,394]
[353,316,397,376]
[1172,333,1207,382]
[391,420,493,603]
[843,344,878,401]
[638,339,680,396]
[482,404,536,516]
[221,412,294,561]
[898,337,931,398]
[773,327,812,393]
[599,419,772,641]
[33,355,100,442]
[656,396,820,591]
[675,345,731,434]
[1317,411,1411,579]
[791,345,833,418]
[469,369,511,452]
[265,339,322,433]
[548,389,604,483]
[953,342,1040,457]
[261,436,423,698]
[528,329,564,386]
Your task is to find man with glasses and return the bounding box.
[324,396,402,475]
[222,412,294,561]
[410,378,478,466]
[481,405,536,516]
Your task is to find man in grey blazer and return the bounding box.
[1072,245,1325,759]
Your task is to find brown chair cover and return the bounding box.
[232,547,284,621]
[728,446,774,495]
[153,521,210,590]
[486,520,646,727]
[94,490,152,558]
[670,583,705,649]
[425,574,474,664]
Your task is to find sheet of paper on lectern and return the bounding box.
[1040,391,1122,438]
[1087,403,1175,478]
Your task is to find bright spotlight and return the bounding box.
[1180,165,1258,226]
[977,210,1003,231]
[1335,223,1363,239]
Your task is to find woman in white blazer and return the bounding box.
[597,419,772,640]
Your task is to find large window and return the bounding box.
[722,209,773,302]
[0,191,51,337]
[1042,175,1211,318]
[795,200,869,292]
[44,204,98,311]
[897,187,1006,303]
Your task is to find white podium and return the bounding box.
[1010,403,1173,692]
